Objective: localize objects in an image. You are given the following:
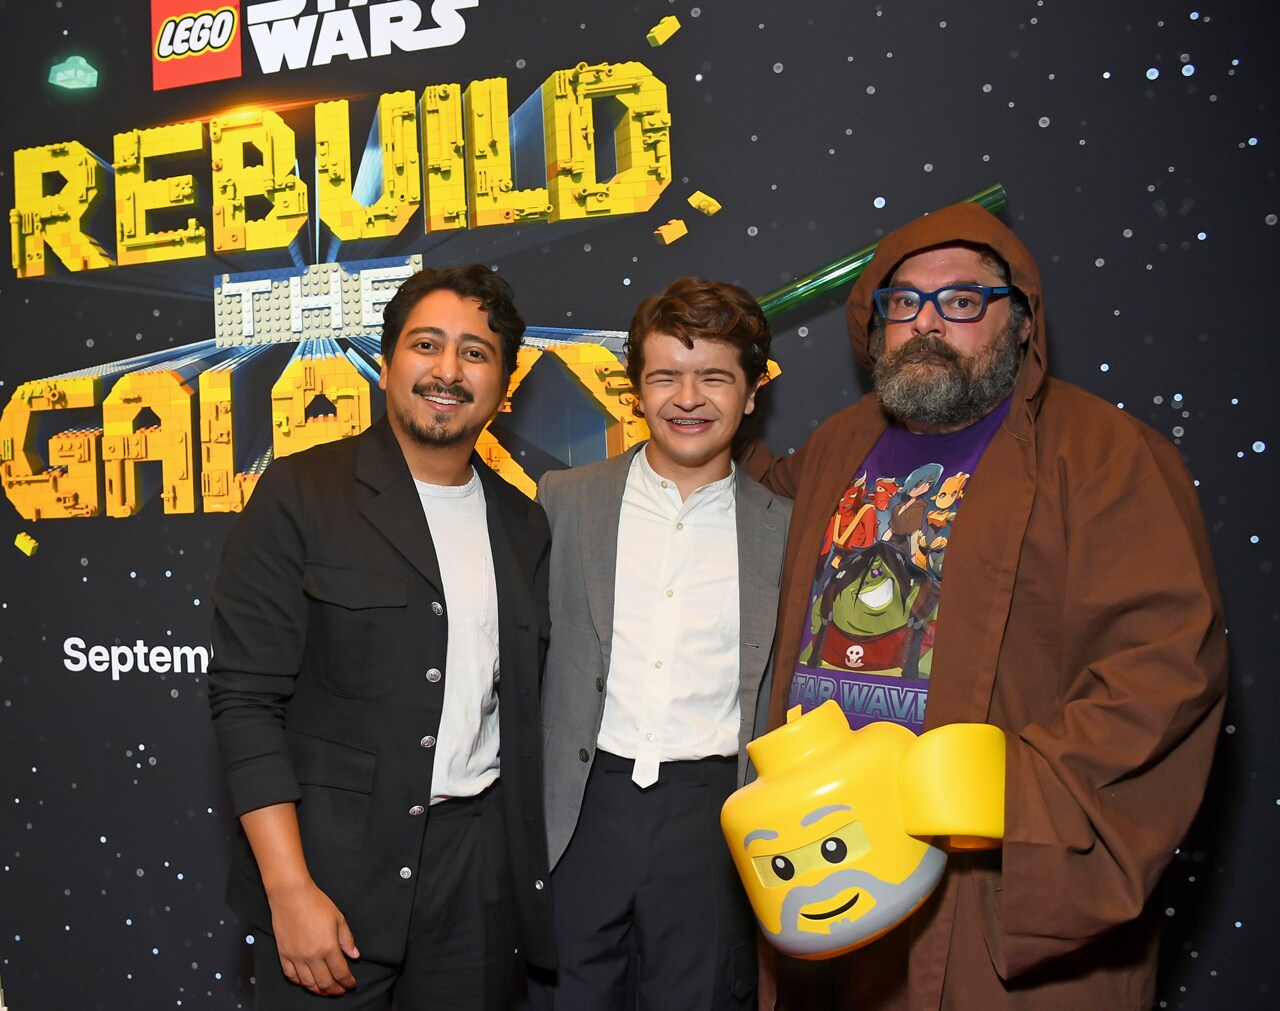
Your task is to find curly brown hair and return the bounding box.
[624,277,771,391]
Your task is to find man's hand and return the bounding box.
[239,803,362,996]
[267,879,360,995]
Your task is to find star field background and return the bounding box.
[0,1,1276,1007]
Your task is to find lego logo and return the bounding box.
[151,0,241,88]
[156,8,238,60]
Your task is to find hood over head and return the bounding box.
[846,202,1047,404]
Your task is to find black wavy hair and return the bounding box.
[380,264,525,377]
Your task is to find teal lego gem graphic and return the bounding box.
[49,55,98,90]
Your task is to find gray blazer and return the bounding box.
[537,445,791,869]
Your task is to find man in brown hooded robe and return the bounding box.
[742,202,1227,1009]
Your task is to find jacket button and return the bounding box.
[425,668,442,683]
[409,805,425,816]
[400,867,413,879]
[578,748,590,762]
[534,879,545,891]
[595,677,604,692]
[431,601,443,616]
[420,736,437,749]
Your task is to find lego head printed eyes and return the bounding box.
[721,701,1004,959]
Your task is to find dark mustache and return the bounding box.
[887,334,962,366]
[411,381,474,403]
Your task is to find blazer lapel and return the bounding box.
[356,419,445,594]
[477,460,540,644]
[735,472,785,687]
[577,448,638,662]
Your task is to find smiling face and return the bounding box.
[829,547,922,637]
[636,332,759,497]
[723,712,947,959]
[379,289,507,481]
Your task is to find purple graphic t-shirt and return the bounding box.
[788,398,1011,733]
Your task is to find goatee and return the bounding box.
[396,382,478,449]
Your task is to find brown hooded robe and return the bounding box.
[742,202,1227,1009]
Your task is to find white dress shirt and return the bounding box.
[414,469,501,802]
[597,449,741,787]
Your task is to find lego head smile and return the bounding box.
[721,704,947,959]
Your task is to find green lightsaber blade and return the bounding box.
[757,184,1009,320]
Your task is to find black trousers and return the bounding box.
[529,750,756,1010]
[252,783,514,1010]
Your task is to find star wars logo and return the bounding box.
[245,0,479,74]
[151,0,479,89]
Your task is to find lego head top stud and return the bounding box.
[721,700,1004,959]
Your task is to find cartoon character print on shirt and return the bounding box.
[819,474,879,574]
[924,472,968,577]
[791,397,1006,732]
[870,477,899,539]
[885,463,944,572]
[798,462,968,687]
[799,541,937,680]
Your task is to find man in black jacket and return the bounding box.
[209,264,554,1009]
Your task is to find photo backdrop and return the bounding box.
[1,2,1276,1007]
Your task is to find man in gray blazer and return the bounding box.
[530,278,791,1010]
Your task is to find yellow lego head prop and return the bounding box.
[721,700,1004,959]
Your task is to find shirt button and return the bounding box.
[409,805,425,816]
[399,867,413,880]
[420,735,436,749]
[595,677,604,692]
[578,748,590,762]
[646,732,656,742]
[431,601,443,616]
[676,522,684,531]
[534,879,545,891]
[654,660,663,669]
[665,589,674,598]
[425,668,442,683]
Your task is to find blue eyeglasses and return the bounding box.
[872,285,1010,322]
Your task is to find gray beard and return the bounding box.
[763,845,947,957]
[872,322,1024,428]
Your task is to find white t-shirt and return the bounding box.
[414,469,501,802]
